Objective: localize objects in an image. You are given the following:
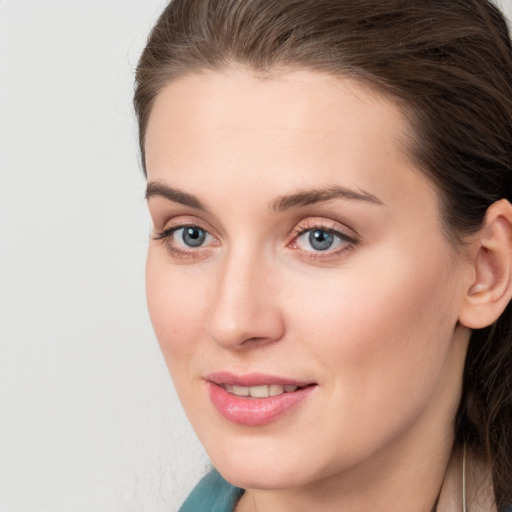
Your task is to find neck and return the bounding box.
[437,446,496,512]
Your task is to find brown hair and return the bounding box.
[134,0,512,508]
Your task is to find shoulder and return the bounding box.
[179,469,244,512]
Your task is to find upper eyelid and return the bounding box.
[154,224,213,241]
[147,202,221,235]
[294,225,357,239]
[154,216,216,235]
[292,218,359,239]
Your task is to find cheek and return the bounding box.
[145,249,209,370]
[285,244,460,403]
[272,248,462,468]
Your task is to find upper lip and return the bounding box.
[205,372,315,388]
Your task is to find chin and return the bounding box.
[203,434,332,491]
[217,459,313,491]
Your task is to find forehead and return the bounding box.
[145,67,407,158]
[144,67,435,214]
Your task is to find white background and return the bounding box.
[0,2,208,511]
[0,1,511,511]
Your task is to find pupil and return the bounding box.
[309,230,333,251]
[183,227,206,247]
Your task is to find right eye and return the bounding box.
[154,224,217,257]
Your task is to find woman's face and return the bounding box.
[144,69,472,491]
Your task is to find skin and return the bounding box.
[144,68,479,512]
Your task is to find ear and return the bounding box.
[459,199,512,329]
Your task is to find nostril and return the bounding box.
[242,336,271,345]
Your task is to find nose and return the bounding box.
[206,249,285,350]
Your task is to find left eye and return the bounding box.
[295,228,349,252]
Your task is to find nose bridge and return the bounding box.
[206,241,283,349]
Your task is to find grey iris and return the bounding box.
[183,227,206,247]
[309,229,334,251]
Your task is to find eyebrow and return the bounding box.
[271,186,383,211]
[145,182,207,211]
[145,181,383,212]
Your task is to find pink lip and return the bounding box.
[206,372,313,388]
[205,373,317,426]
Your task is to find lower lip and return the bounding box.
[208,383,315,426]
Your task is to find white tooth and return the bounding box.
[269,385,284,396]
[249,385,270,398]
[284,385,298,393]
[224,384,234,393]
[232,386,249,397]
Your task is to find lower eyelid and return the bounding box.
[300,245,355,262]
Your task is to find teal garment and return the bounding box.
[179,469,244,512]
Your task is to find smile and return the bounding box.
[206,373,317,426]
[220,384,302,398]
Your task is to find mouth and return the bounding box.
[220,383,308,398]
[205,373,317,426]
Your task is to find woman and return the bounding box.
[134,0,512,510]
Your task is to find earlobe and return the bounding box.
[459,199,512,330]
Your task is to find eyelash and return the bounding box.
[290,223,358,260]
[153,224,213,259]
[153,221,358,261]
